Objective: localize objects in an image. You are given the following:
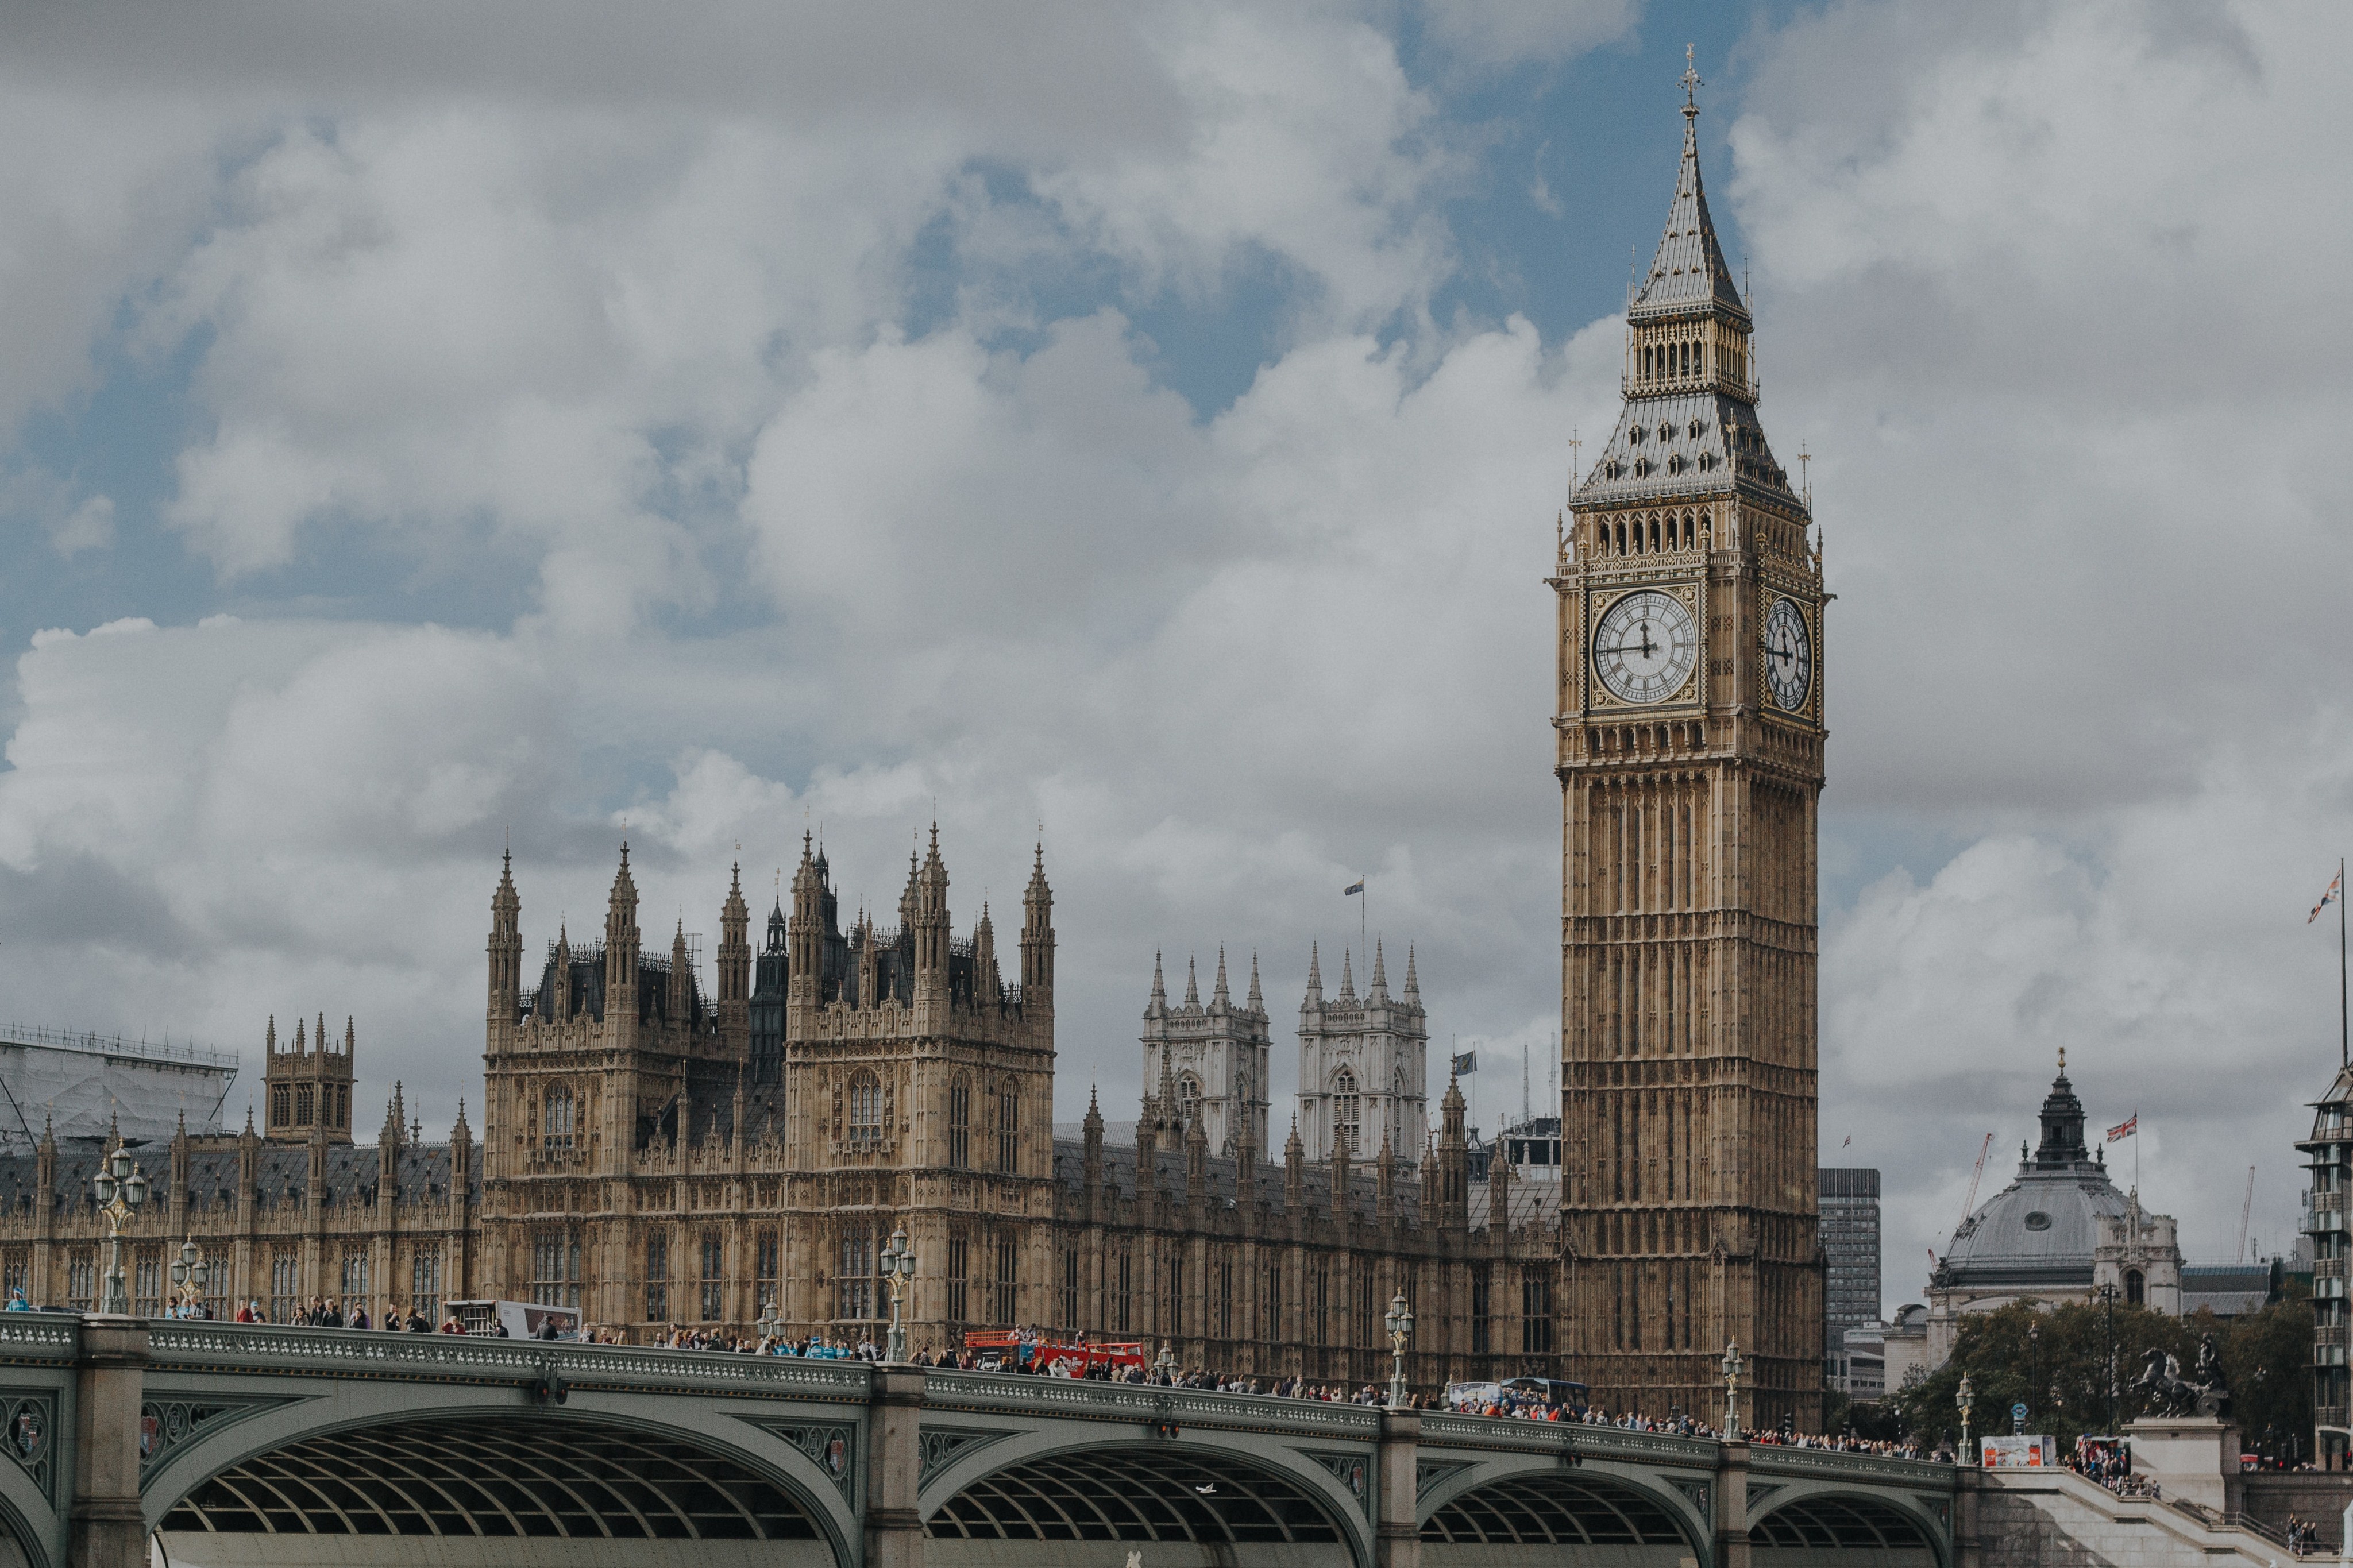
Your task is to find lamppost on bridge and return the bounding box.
[1721,1341,1743,1439]
[756,1298,784,1351]
[1957,1372,1976,1463]
[1383,1291,1415,1409]
[91,1138,149,1316]
[167,1238,210,1318]
[880,1226,916,1364]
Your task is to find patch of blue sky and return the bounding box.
[1399,4,1792,349]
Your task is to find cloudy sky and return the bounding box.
[0,1,2343,1314]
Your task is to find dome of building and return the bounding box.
[1936,1056,2126,1292]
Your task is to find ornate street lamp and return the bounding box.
[1721,1341,1743,1439]
[167,1238,210,1318]
[755,1297,784,1351]
[1154,1341,1177,1383]
[91,1139,149,1316]
[878,1226,916,1363]
[1958,1372,1976,1462]
[1383,1291,1415,1409]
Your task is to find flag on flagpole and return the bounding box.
[1841,1134,1851,1148]
[1451,1051,1477,1075]
[1343,880,1365,897]
[2106,1113,2137,1143]
[2313,868,2343,924]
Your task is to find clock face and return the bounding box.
[1592,590,1698,705]
[1764,595,1812,710]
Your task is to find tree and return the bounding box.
[1888,1294,2315,1455]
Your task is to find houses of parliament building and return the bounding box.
[0,84,1827,1428]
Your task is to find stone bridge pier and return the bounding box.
[0,1314,1968,1568]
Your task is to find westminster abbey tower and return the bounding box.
[1556,73,1827,1430]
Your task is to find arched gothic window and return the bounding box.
[948,1075,971,1168]
[996,1080,1019,1173]
[1177,1072,1201,1126]
[271,1084,290,1130]
[295,1085,314,1127]
[848,1072,883,1145]
[1332,1067,1360,1157]
[543,1083,575,1151]
[2126,1269,2144,1306]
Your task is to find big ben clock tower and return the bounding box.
[1554,64,1825,1432]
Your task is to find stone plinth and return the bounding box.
[2126,1416,2242,1513]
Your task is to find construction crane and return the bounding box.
[2237,1166,2256,1265]
[1958,1133,1994,1233]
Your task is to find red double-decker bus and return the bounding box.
[962,1329,1148,1377]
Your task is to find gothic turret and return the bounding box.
[488,850,522,1048]
[718,862,751,1049]
[604,844,641,1047]
[1020,841,1055,1002]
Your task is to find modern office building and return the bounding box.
[1820,1168,1882,1355]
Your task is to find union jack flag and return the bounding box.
[2106,1114,2137,1143]
[2313,867,2343,924]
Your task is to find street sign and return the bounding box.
[2012,1403,2028,1422]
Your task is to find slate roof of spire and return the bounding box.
[1632,100,1748,324]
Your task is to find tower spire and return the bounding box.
[1183,956,1201,1010]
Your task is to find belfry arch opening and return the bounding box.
[925,1446,1352,1567]
[152,1413,840,1567]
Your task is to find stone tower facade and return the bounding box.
[1555,76,1827,1431]
[1139,949,1272,1164]
[1295,942,1427,1165]
[262,1013,356,1145]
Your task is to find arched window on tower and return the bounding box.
[2126,1269,2144,1306]
[948,1075,971,1168]
[1178,1072,1201,1128]
[1649,517,1661,551]
[1332,1067,1360,1157]
[295,1085,314,1127]
[543,1083,575,1152]
[271,1084,290,1130]
[996,1080,1019,1173]
[1614,522,1626,554]
[848,1071,883,1146]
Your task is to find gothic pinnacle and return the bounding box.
[1183,956,1201,1010]
[1247,952,1263,1011]
[1212,947,1230,1010]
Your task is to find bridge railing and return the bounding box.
[1745,1442,1955,1486]
[0,1314,78,1361]
[925,1369,1384,1437]
[145,1322,873,1401]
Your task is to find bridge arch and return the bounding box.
[144,1405,857,1568]
[920,1435,1368,1568]
[1416,1462,1710,1568]
[1749,1488,1945,1568]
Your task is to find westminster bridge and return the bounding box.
[0,1313,1970,1567]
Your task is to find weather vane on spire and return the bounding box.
[1681,44,1703,116]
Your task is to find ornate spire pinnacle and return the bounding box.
[1183,956,1201,1010]
[1403,945,1419,1003]
[1247,951,1264,1011]
[1211,947,1230,1011]
[1339,948,1355,1000]
[1147,951,1167,1018]
[1305,942,1323,1002]
[1369,939,1388,999]
[1632,51,1743,323]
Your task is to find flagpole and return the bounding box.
[2340,855,2347,1068]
